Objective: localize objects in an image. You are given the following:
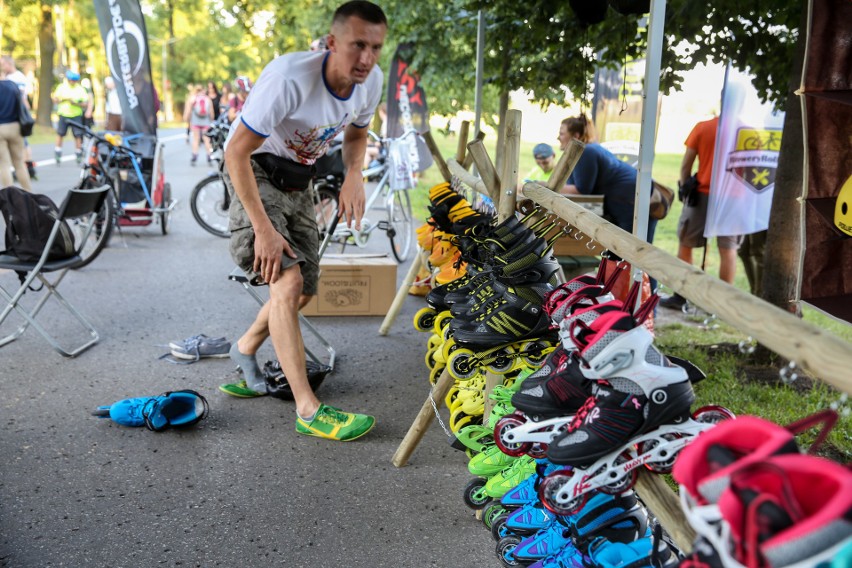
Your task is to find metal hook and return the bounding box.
[779,361,798,384]
[586,239,597,250]
[562,225,574,237]
[737,336,756,355]
[574,230,584,241]
[700,313,719,330]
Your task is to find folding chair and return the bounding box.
[0,186,110,357]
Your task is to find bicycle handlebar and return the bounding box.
[67,120,141,157]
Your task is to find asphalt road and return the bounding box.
[0,130,495,567]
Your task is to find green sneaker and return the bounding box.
[295,404,375,441]
[218,380,266,398]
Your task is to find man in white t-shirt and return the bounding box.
[220,1,386,442]
[0,55,36,180]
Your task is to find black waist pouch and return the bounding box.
[252,153,316,192]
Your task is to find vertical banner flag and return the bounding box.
[592,58,658,166]
[93,0,157,135]
[799,0,852,322]
[705,65,784,238]
[386,43,432,174]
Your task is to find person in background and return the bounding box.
[183,85,213,165]
[227,76,251,124]
[104,76,123,131]
[220,0,386,441]
[660,116,742,310]
[526,143,556,181]
[81,77,96,128]
[218,83,234,122]
[52,70,92,165]
[0,68,32,190]
[0,55,36,180]
[559,114,657,243]
[207,81,221,121]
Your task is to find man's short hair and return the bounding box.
[332,1,387,27]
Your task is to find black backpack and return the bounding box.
[0,186,76,263]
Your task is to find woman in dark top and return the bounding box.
[0,76,31,190]
[559,114,656,243]
[207,81,221,120]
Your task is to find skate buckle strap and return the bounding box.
[591,350,634,377]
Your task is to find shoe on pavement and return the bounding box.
[219,380,267,398]
[93,390,209,431]
[295,404,375,441]
[659,293,686,310]
[169,334,230,361]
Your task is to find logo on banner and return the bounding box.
[105,0,146,109]
[726,128,783,194]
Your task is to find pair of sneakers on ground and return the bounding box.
[169,334,375,442]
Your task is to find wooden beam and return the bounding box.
[635,471,696,552]
[392,367,456,467]
[422,130,452,182]
[467,139,500,199]
[447,159,490,198]
[462,132,486,170]
[524,184,852,396]
[378,251,425,336]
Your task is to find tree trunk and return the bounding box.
[759,3,808,317]
[36,1,55,128]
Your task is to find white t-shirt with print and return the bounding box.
[230,50,382,166]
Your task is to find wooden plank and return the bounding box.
[378,251,424,336]
[467,139,500,199]
[547,139,585,192]
[496,110,522,222]
[456,120,470,163]
[524,184,852,395]
[422,130,452,182]
[462,132,486,170]
[447,159,490,198]
[392,367,455,467]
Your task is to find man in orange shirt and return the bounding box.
[661,116,742,309]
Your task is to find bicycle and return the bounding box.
[69,121,174,267]
[317,130,416,263]
[189,115,231,238]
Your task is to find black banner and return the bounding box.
[93,0,157,135]
[386,43,428,138]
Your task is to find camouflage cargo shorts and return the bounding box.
[221,159,320,295]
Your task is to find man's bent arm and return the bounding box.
[224,122,295,284]
[680,147,698,186]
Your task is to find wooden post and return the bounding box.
[547,139,585,191]
[483,110,522,420]
[462,132,486,170]
[422,130,452,182]
[392,367,456,467]
[635,471,696,552]
[467,139,500,200]
[456,120,470,163]
[378,251,425,336]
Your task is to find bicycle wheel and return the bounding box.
[314,182,348,253]
[190,174,230,238]
[71,182,116,268]
[159,182,171,235]
[387,189,413,263]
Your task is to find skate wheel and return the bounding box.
[450,408,476,433]
[493,414,532,458]
[527,443,548,459]
[427,333,442,350]
[520,341,553,367]
[441,337,458,362]
[424,346,438,371]
[413,307,436,332]
[448,348,480,381]
[640,434,683,474]
[692,405,736,424]
[485,347,516,375]
[496,535,522,568]
[445,385,460,408]
[482,502,507,530]
[462,477,491,510]
[433,310,454,334]
[490,512,511,541]
[600,453,639,494]
[538,470,587,516]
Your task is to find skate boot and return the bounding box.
[75,149,83,164]
[540,311,734,514]
[55,148,62,165]
[93,390,210,431]
[685,454,852,567]
[498,516,574,568]
[587,529,678,568]
[26,161,37,181]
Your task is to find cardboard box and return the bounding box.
[300,255,397,316]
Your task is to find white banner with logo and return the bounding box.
[705,65,785,237]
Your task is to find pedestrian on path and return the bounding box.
[0,69,32,190]
[52,71,92,165]
[104,76,123,131]
[0,55,36,180]
[220,0,386,441]
[183,85,213,165]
